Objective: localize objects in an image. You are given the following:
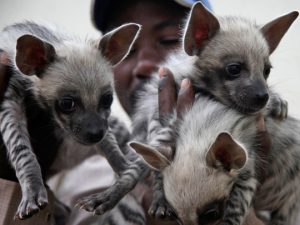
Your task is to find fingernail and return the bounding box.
[158,67,168,78]
[0,51,10,65]
[256,114,266,131]
[181,79,190,89]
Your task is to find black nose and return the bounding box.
[84,123,106,144]
[255,92,269,106]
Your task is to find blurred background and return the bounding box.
[0,0,299,121]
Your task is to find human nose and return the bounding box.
[132,47,159,79]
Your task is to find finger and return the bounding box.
[255,114,271,183]
[256,113,266,132]
[255,114,270,153]
[176,78,195,120]
[256,131,271,184]
[158,67,177,123]
[0,64,12,103]
[0,50,10,66]
[256,130,271,158]
[255,113,271,154]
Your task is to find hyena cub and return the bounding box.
[0,21,142,219]
[130,1,298,220]
[131,94,300,225]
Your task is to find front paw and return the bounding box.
[76,189,121,215]
[148,196,176,220]
[268,95,288,120]
[15,186,48,220]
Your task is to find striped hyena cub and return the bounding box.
[0,21,142,219]
[129,1,298,221]
[131,94,300,225]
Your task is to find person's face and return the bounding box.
[108,1,186,115]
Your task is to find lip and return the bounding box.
[232,101,264,115]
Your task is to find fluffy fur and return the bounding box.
[0,21,144,219]
[130,2,298,221]
[133,93,300,225]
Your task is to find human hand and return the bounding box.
[143,68,195,224]
[152,67,195,161]
[0,50,12,103]
[158,67,194,122]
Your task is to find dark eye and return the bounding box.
[100,93,113,109]
[226,63,242,78]
[198,208,221,224]
[264,66,271,79]
[160,38,180,47]
[198,202,224,225]
[58,97,76,113]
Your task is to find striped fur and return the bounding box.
[93,193,146,225]
[0,73,49,218]
[129,3,297,221]
[133,93,300,225]
[0,21,144,219]
[86,118,148,225]
[131,3,298,143]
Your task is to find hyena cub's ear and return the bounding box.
[98,23,141,65]
[206,132,247,172]
[129,141,171,171]
[16,34,56,76]
[183,2,220,56]
[261,11,298,54]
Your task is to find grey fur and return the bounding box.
[0,21,143,219]
[133,93,300,225]
[131,2,297,153]
[130,2,298,221]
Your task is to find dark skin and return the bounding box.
[106,0,188,116]
[158,67,195,121]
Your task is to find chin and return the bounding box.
[73,136,103,146]
[233,102,265,115]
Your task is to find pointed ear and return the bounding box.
[183,2,220,56]
[261,11,299,55]
[129,141,171,171]
[98,23,141,65]
[206,132,247,172]
[16,34,56,76]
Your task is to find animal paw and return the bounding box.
[268,95,288,120]
[15,187,48,220]
[76,189,120,215]
[148,196,176,220]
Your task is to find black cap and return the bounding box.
[91,0,112,33]
[91,0,212,33]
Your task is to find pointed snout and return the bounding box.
[251,78,269,109]
[80,113,108,145]
[254,90,269,108]
[235,79,270,113]
[85,121,106,144]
